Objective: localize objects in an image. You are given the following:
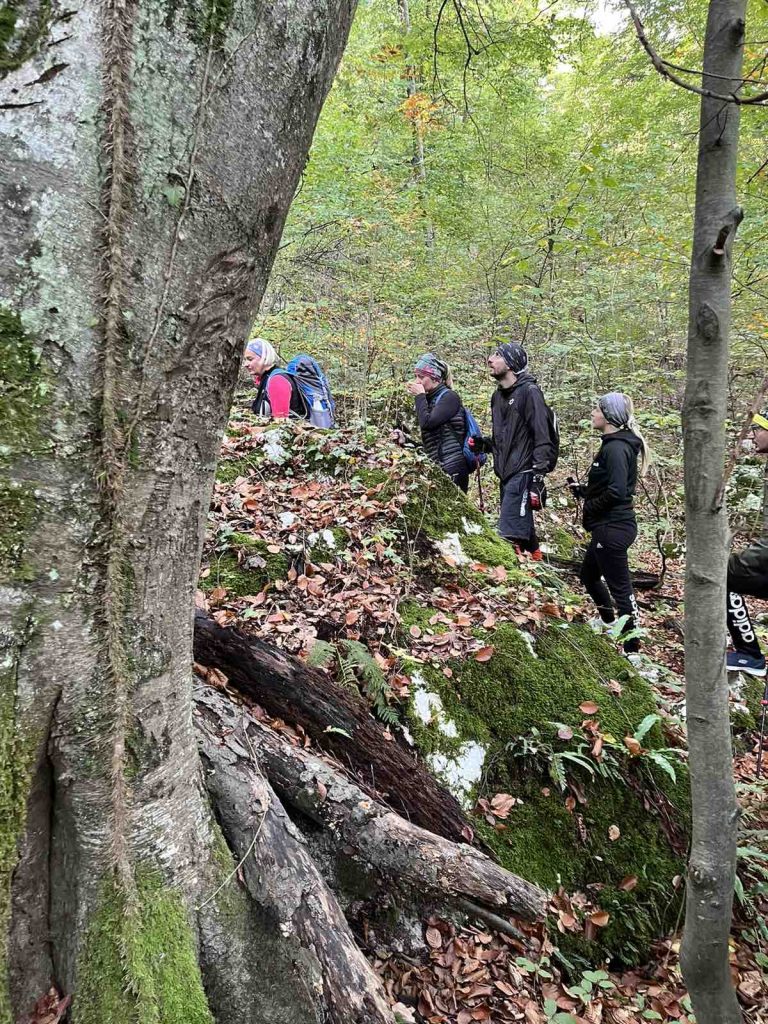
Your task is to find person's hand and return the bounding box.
[566,476,581,498]
[406,379,426,396]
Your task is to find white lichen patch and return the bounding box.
[411,672,486,806]
[263,429,289,465]
[279,511,297,529]
[434,532,469,565]
[307,529,337,549]
[518,629,538,659]
[429,742,487,806]
[462,517,482,535]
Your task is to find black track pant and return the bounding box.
[727,563,768,658]
[579,521,640,653]
[450,468,470,494]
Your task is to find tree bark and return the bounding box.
[0,0,355,1018]
[679,4,746,1022]
[193,611,475,843]
[195,682,547,920]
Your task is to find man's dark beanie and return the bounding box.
[496,342,528,374]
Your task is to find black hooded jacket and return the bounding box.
[415,385,467,478]
[491,372,555,482]
[580,430,642,530]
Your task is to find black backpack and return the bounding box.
[527,383,560,472]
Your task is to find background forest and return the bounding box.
[254,0,768,548]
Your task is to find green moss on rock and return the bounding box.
[74,871,213,1024]
[202,538,289,596]
[402,463,484,539]
[408,622,688,961]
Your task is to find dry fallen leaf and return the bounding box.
[425,926,443,949]
[618,875,638,891]
[579,700,599,715]
[608,824,621,841]
[589,910,610,927]
[474,645,495,662]
[623,735,642,755]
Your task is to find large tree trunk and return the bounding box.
[680,4,745,1022]
[0,0,355,1019]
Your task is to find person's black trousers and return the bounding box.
[579,521,640,653]
[450,468,470,494]
[726,563,768,658]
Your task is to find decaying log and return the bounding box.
[194,612,473,843]
[195,685,546,920]
[196,696,395,1024]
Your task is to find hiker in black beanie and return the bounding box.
[487,342,557,561]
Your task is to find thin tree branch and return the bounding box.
[623,1,768,105]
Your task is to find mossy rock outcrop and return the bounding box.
[207,418,689,963]
[406,622,688,963]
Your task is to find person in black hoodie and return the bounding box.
[488,342,555,559]
[406,353,469,492]
[568,392,648,655]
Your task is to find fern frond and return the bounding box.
[306,639,337,670]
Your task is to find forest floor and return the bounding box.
[199,415,768,1024]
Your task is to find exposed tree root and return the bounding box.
[193,612,474,842]
[196,694,396,1024]
[195,685,546,921]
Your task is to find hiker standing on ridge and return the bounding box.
[487,342,557,560]
[725,408,768,678]
[568,392,648,656]
[406,354,470,492]
[245,338,305,420]
[245,338,335,427]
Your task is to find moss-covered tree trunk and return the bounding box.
[680,3,745,1022]
[0,0,356,1019]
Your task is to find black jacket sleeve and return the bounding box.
[521,386,554,473]
[583,443,630,520]
[729,538,768,587]
[414,390,462,430]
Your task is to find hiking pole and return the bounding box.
[757,675,768,779]
[476,467,485,514]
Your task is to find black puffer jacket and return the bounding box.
[415,386,466,477]
[491,372,555,482]
[580,430,642,530]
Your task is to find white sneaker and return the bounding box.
[587,616,612,633]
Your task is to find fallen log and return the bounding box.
[196,684,546,921]
[193,611,473,843]
[196,696,396,1024]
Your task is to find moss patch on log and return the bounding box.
[408,622,689,962]
[73,871,213,1024]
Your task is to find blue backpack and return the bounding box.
[282,355,336,428]
[434,391,487,471]
[462,407,487,471]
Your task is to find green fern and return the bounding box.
[306,639,336,670]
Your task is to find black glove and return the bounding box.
[566,476,584,499]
